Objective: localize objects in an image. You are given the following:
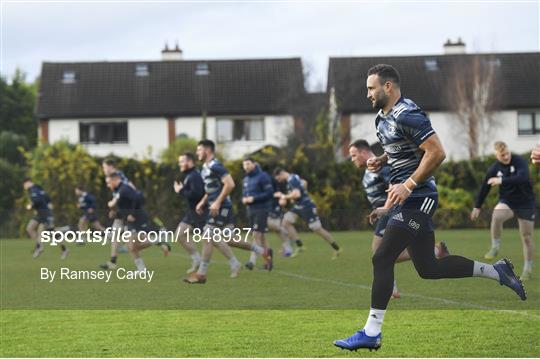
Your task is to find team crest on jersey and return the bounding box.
[496,171,503,177]
[510,166,515,173]
[387,123,397,136]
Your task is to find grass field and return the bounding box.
[1,229,539,357]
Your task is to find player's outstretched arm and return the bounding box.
[412,134,446,184]
[473,164,497,215]
[208,175,235,216]
[196,194,208,215]
[219,174,235,198]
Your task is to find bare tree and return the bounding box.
[328,87,347,161]
[446,55,502,159]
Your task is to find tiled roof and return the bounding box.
[37,58,306,118]
[328,52,540,113]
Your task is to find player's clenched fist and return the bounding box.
[367,157,383,172]
[531,147,540,165]
[470,207,481,221]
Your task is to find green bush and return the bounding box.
[159,137,198,166]
[5,140,538,239]
[0,131,28,165]
[10,141,103,236]
[0,159,25,235]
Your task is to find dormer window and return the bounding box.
[195,63,209,76]
[62,70,76,84]
[135,64,149,77]
[424,59,439,71]
[484,58,501,67]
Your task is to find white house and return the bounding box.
[36,49,305,160]
[328,43,540,159]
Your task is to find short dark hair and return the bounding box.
[197,139,215,152]
[243,156,255,163]
[273,167,285,176]
[181,152,196,163]
[75,183,85,190]
[103,158,116,167]
[107,172,121,179]
[349,139,371,151]
[367,64,400,86]
[23,177,31,183]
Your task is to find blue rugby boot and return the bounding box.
[333,329,382,351]
[493,258,526,300]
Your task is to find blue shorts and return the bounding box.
[386,194,438,236]
[374,212,390,237]
[33,209,54,229]
[126,218,152,233]
[125,212,156,233]
[81,211,98,223]
[207,206,234,228]
[498,200,536,221]
[290,204,320,225]
[247,208,269,233]
[181,209,207,230]
[268,205,283,219]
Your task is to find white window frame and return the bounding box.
[62,70,76,84]
[135,64,149,77]
[79,120,129,144]
[518,111,540,136]
[215,117,265,143]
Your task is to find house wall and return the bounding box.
[48,118,168,159]
[219,115,294,159]
[351,110,539,160]
[48,114,295,161]
[174,115,294,160]
[49,119,80,143]
[175,117,203,140]
[350,113,379,146]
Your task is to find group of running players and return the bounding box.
[23,63,536,351]
[23,140,343,283]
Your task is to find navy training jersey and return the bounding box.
[115,182,145,220]
[242,165,273,211]
[117,170,129,184]
[112,170,130,197]
[270,178,285,216]
[179,167,205,210]
[363,164,391,208]
[375,97,437,196]
[78,192,97,212]
[475,154,535,208]
[287,174,315,208]
[201,159,232,208]
[28,184,51,210]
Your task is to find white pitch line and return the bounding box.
[169,251,539,319]
[273,269,539,319]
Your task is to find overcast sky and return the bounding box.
[1,1,538,90]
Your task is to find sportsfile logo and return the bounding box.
[39,227,253,246]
